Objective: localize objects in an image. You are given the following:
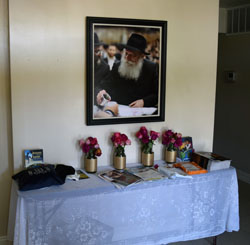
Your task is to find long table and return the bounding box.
[8,162,239,245]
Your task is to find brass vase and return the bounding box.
[141,152,154,167]
[165,149,177,163]
[114,155,126,170]
[84,157,97,173]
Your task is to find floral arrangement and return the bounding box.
[111,132,131,157]
[79,137,102,159]
[162,130,182,151]
[136,126,160,154]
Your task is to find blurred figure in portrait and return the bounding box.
[103,44,119,70]
[93,33,118,118]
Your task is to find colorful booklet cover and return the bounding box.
[177,136,194,161]
[24,149,44,168]
[76,170,89,179]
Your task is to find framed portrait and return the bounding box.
[86,17,167,125]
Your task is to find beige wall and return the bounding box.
[9,0,219,172]
[0,0,219,236]
[0,0,13,237]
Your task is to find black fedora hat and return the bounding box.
[94,32,104,47]
[123,33,149,55]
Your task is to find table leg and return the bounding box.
[213,236,217,245]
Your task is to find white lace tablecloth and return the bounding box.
[8,163,239,245]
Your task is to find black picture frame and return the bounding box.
[86,16,167,125]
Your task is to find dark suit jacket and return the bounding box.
[94,60,110,105]
[105,59,159,107]
[103,57,119,70]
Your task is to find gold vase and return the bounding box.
[165,149,177,163]
[141,152,154,167]
[114,155,126,170]
[84,157,97,173]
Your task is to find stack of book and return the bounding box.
[192,152,231,171]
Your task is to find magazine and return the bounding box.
[126,166,166,181]
[98,169,142,188]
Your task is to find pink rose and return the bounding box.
[140,126,148,136]
[171,138,176,143]
[82,144,90,153]
[121,134,128,142]
[91,137,97,146]
[136,131,143,139]
[150,130,160,140]
[166,130,173,136]
[115,138,121,145]
[142,136,149,144]
[175,138,182,147]
[114,132,120,138]
[79,139,85,147]
[177,133,182,138]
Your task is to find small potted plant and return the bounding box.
[111,132,131,170]
[136,126,160,167]
[162,130,182,163]
[79,137,102,173]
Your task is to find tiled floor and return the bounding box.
[170,180,250,245]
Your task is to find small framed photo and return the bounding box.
[86,17,167,125]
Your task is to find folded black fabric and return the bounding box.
[12,164,75,191]
[55,164,75,182]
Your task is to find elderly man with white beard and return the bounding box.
[101,33,159,109]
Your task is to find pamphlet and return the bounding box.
[126,166,166,181]
[76,169,89,179]
[24,149,44,168]
[177,136,194,161]
[174,162,207,175]
[66,169,89,181]
[158,166,192,179]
